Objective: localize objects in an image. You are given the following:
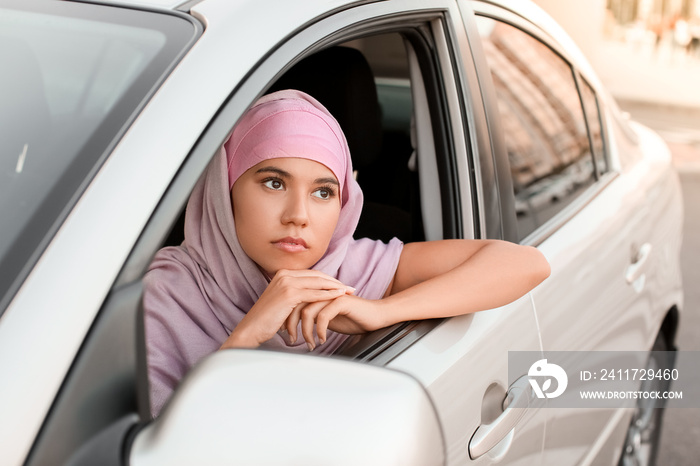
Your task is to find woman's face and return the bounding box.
[231,157,341,277]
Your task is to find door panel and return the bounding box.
[467,9,639,462]
[388,296,545,465]
[532,165,666,464]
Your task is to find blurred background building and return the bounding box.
[533,0,700,109]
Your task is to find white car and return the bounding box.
[0,0,683,465]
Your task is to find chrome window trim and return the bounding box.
[520,171,619,247]
[575,72,611,178]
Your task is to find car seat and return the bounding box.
[268,46,417,243]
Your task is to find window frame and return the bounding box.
[470,4,618,246]
[575,72,610,178]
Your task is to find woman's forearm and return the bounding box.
[374,240,550,329]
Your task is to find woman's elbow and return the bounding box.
[524,245,550,287]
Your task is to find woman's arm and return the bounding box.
[312,239,550,347]
[380,239,550,322]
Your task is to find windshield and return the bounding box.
[0,0,197,314]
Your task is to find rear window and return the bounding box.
[0,0,198,314]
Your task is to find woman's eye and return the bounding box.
[312,188,334,200]
[263,179,283,190]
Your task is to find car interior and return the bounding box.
[268,44,421,243]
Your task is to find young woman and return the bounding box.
[143,90,550,417]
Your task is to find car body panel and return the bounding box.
[389,297,545,465]
[390,7,546,461]
[531,123,683,465]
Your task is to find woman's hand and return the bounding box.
[220,269,354,350]
[294,295,385,350]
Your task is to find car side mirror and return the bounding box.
[129,350,445,466]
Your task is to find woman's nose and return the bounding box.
[281,192,309,226]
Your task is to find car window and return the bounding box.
[579,76,608,176]
[161,30,447,250]
[475,16,597,242]
[0,0,197,315]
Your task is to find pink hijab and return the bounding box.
[143,90,403,417]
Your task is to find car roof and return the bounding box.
[80,0,193,9]
[74,0,355,11]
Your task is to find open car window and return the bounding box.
[152,25,460,363]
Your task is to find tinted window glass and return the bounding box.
[476,16,596,241]
[0,0,196,314]
[579,77,607,176]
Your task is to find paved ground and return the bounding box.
[619,101,700,172]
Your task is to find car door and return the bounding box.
[470,2,683,465]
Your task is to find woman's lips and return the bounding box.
[272,237,308,253]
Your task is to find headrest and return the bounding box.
[268,46,382,169]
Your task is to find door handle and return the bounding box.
[469,376,537,460]
[626,243,652,285]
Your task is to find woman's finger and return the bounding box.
[294,288,348,307]
[274,269,345,286]
[300,300,331,350]
[273,269,355,293]
[315,300,341,345]
[291,277,354,293]
[285,297,336,345]
[285,302,305,344]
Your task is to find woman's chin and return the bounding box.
[259,262,314,278]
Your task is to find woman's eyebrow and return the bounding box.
[315,177,339,186]
[255,166,338,186]
[255,166,290,177]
